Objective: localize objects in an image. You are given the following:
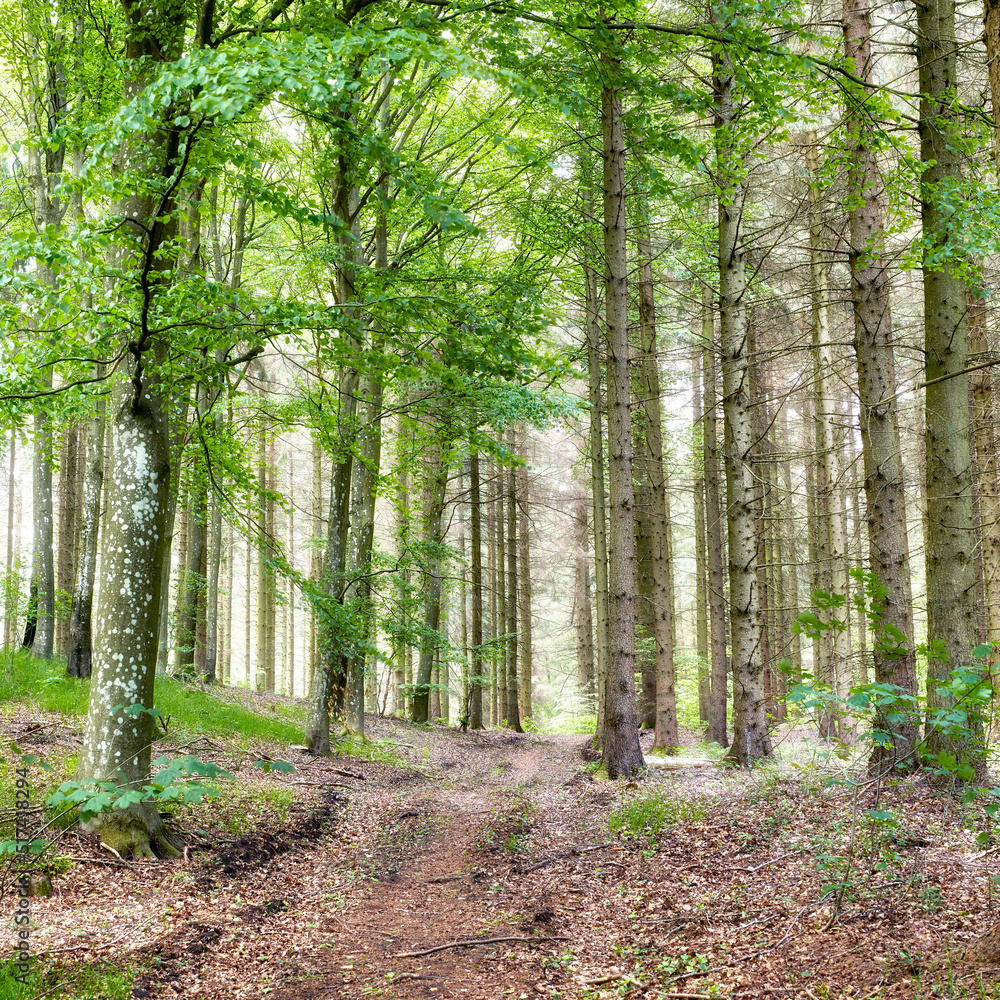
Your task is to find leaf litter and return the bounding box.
[2,710,1000,999]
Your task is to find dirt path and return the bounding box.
[12,712,999,1000]
[266,727,587,1000]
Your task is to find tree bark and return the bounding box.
[469,449,485,729]
[412,428,450,724]
[56,424,81,657]
[505,440,523,733]
[636,222,677,752]
[584,262,611,743]
[714,40,772,765]
[703,298,730,748]
[67,399,105,679]
[842,0,918,773]
[600,54,644,778]
[917,0,985,775]
[693,349,710,725]
[808,139,850,738]
[516,429,533,724]
[574,499,596,709]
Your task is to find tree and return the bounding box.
[916,0,986,775]
[599,21,644,778]
[713,27,772,767]
[842,0,918,772]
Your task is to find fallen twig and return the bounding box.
[288,781,353,789]
[394,935,569,958]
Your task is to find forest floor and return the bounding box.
[4,701,1000,1000]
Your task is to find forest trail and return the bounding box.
[11,708,1000,1000]
[268,728,587,1000]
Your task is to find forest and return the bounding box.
[2,0,1000,996]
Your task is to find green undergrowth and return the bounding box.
[0,956,134,1000]
[0,649,304,744]
[609,788,708,847]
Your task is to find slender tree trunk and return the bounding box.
[636,222,677,752]
[223,522,234,684]
[600,56,644,777]
[584,261,610,743]
[714,41,772,765]
[67,398,105,678]
[343,365,383,735]
[30,408,55,660]
[496,459,508,723]
[808,140,850,738]
[469,450,485,728]
[693,349,710,724]
[204,486,222,685]
[5,436,16,648]
[634,421,656,730]
[516,429,533,723]
[505,441,523,732]
[412,426,451,724]
[55,425,80,657]
[574,500,596,709]
[703,299,730,747]
[487,467,498,726]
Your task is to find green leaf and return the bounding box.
[252,759,295,774]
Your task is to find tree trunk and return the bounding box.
[693,348,710,725]
[77,381,178,858]
[495,460,508,723]
[714,41,772,765]
[574,500,596,709]
[505,442,523,732]
[843,0,919,773]
[67,401,105,678]
[808,139,850,738]
[203,485,222,685]
[584,262,610,743]
[5,436,16,648]
[30,408,55,661]
[917,0,985,775]
[516,429,533,724]
[412,427,451,724]
[469,449,485,729]
[703,301,730,748]
[56,424,81,657]
[343,366,383,735]
[636,222,677,752]
[600,56,644,778]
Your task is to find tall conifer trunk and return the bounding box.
[714,39,772,765]
[469,449,485,729]
[600,42,644,777]
[917,0,984,773]
[843,0,918,772]
[703,303,730,748]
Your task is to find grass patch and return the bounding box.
[0,957,134,1000]
[0,649,304,744]
[609,789,707,846]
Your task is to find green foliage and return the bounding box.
[0,958,133,1000]
[609,789,707,847]
[0,652,305,744]
[784,572,993,781]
